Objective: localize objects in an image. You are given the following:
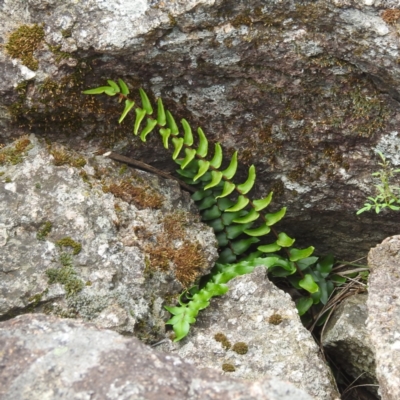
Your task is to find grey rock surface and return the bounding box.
[322,294,379,397]
[0,313,315,400]
[2,1,400,258]
[0,134,218,342]
[367,236,400,400]
[160,267,340,400]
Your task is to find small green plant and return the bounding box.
[37,221,52,241]
[46,253,84,296]
[357,150,400,214]
[83,79,349,341]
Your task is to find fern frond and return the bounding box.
[82,80,339,341]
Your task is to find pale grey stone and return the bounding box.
[367,236,400,400]
[160,267,340,400]
[0,134,218,342]
[0,314,315,400]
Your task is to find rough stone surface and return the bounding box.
[322,294,379,397]
[160,267,340,400]
[0,313,315,400]
[2,1,400,258]
[367,236,400,400]
[0,134,218,342]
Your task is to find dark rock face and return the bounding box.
[322,294,379,398]
[0,314,315,400]
[1,1,400,258]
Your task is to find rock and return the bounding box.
[160,267,340,400]
[2,1,400,259]
[322,294,379,398]
[0,313,316,400]
[367,236,400,400]
[0,134,218,342]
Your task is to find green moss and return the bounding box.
[269,313,283,325]
[4,177,11,183]
[47,43,73,63]
[118,164,128,175]
[71,156,87,168]
[46,253,84,297]
[61,28,73,38]
[79,170,90,184]
[230,13,252,28]
[5,24,45,70]
[168,13,177,26]
[0,136,32,166]
[214,332,232,350]
[56,237,82,255]
[222,363,236,372]
[232,342,248,355]
[27,289,49,311]
[37,221,52,241]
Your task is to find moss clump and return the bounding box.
[27,288,49,309]
[144,237,207,288]
[269,313,283,325]
[48,145,87,168]
[231,14,252,28]
[382,9,400,24]
[46,253,84,296]
[47,44,73,63]
[0,136,32,166]
[118,164,128,175]
[37,221,52,241]
[61,28,73,38]
[222,363,236,372]
[162,211,193,240]
[145,243,174,272]
[103,179,164,209]
[214,332,232,350]
[232,342,248,355]
[56,237,82,255]
[173,241,207,287]
[168,13,177,26]
[5,24,45,70]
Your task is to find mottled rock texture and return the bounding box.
[0,314,316,400]
[2,0,400,259]
[367,236,400,400]
[322,294,379,397]
[160,267,340,400]
[0,134,218,342]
